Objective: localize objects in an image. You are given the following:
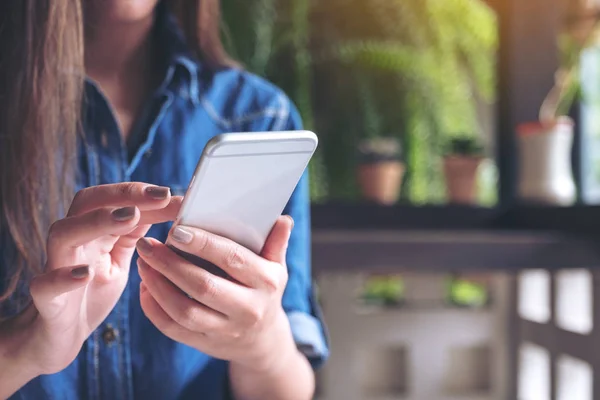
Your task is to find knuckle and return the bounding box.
[196,276,219,300]
[143,303,174,333]
[224,246,245,270]
[245,306,264,325]
[195,231,212,252]
[71,189,86,207]
[118,182,137,198]
[201,317,219,333]
[280,267,289,283]
[47,221,64,243]
[226,328,243,340]
[261,271,280,293]
[177,305,199,329]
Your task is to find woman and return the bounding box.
[0,1,328,399]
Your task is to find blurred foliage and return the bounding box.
[445,137,485,156]
[221,0,497,203]
[361,275,405,306]
[447,275,489,307]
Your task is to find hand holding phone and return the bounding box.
[174,130,318,254]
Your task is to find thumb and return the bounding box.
[261,216,294,264]
[30,265,93,320]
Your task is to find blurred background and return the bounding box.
[221,0,600,399]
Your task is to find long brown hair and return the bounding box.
[0,0,234,310]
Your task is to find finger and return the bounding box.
[138,196,183,225]
[162,225,274,288]
[110,224,152,266]
[112,224,151,250]
[47,206,140,264]
[139,282,192,341]
[68,182,171,217]
[140,284,232,358]
[30,265,93,320]
[136,239,248,316]
[138,259,229,333]
[260,216,293,264]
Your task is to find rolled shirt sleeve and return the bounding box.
[279,103,329,368]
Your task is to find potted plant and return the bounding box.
[446,273,490,308]
[357,137,405,205]
[443,137,484,204]
[361,274,405,308]
[221,0,497,203]
[515,3,598,205]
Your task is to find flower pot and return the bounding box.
[357,161,405,205]
[516,117,576,206]
[443,156,482,204]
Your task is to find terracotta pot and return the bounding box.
[516,117,576,205]
[357,161,405,205]
[443,156,482,204]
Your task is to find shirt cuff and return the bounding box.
[287,311,330,369]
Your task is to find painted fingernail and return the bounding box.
[112,206,136,221]
[136,238,153,255]
[145,186,170,200]
[71,265,89,279]
[171,226,193,244]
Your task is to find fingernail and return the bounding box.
[286,215,295,229]
[171,226,193,244]
[71,265,89,279]
[140,282,147,293]
[136,238,153,255]
[112,206,136,221]
[145,186,170,200]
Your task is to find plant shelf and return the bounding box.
[311,203,600,271]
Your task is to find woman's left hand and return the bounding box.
[135,216,296,372]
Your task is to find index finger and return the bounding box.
[165,226,269,288]
[68,182,172,217]
[138,196,183,225]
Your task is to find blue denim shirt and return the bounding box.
[7,8,328,400]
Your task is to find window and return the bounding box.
[556,355,593,400]
[518,343,551,400]
[518,270,551,324]
[555,269,593,334]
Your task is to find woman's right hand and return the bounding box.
[4,182,181,379]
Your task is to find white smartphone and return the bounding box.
[174,130,318,255]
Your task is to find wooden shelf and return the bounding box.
[311,203,600,234]
[310,204,600,271]
[311,203,500,231]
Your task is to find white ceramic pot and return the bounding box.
[516,117,576,205]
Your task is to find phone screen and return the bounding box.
[178,151,312,254]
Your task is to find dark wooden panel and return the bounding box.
[311,203,600,234]
[312,230,600,272]
[520,321,595,363]
[311,203,501,231]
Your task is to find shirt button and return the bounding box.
[102,324,119,346]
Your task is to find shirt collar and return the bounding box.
[154,2,201,104]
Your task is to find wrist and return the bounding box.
[1,305,42,383]
[233,308,299,375]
